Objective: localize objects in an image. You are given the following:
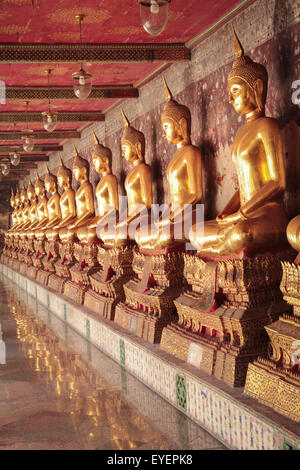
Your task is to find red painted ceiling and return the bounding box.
[0,0,243,142]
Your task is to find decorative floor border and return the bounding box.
[1,262,299,451]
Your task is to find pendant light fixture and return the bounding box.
[10,123,21,166]
[1,164,10,176]
[42,69,58,133]
[138,0,170,37]
[72,14,92,100]
[22,101,34,152]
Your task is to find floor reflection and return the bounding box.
[0,276,225,450]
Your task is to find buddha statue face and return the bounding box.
[20,186,28,204]
[45,178,56,194]
[162,118,183,145]
[122,140,138,164]
[15,191,20,207]
[73,165,87,183]
[57,173,69,189]
[27,183,35,201]
[92,153,109,174]
[121,110,145,165]
[228,77,263,115]
[10,193,15,209]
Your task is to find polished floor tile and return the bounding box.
[0,276,225,450]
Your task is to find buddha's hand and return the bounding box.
[216,209,246,226]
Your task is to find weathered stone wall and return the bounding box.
[24,0,300,221]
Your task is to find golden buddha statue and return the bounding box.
[77,130,119,245]
[10,187,25,236]
[7,189,17,233]
[136,78,203,250]
[34,165,62,241]
[27,170,48,235]
[115,110,152,245]
[189,25,288,256]
[59,146,95,244]
[18,179,36,240]
[46,156,76,242]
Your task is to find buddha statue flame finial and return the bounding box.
[73,144,89,173]
[44,164,57,186]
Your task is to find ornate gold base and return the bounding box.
[54,242,76,281]
[114,247,185,343]
[115,302,173,344]
[64,279,89,305]
[84,245,134,321]
[27,265,38,279]
[48,273,67,294]
[160,248,295,387]
[36,269,52,286]
[245,358,300,422]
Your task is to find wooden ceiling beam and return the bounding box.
[0,131,81,140]
[0,144,63,152]
[0,112,104,122]
[0,43,190,63]
[5,86,139,100]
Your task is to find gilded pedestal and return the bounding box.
[114,247,185,344]
[48,242,75,293]
[160,248,295,387]
[245,259,300,421]
[63,242,99,304]
[27,239,45,280]
[84,244,134,320]
[36,240,60,286]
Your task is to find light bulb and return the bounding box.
[42,111,58,133]
[23,136,34,152]
[10,152,20,166]
[72,68,92,100]
[79,75,85,86]
[47,115,53,123]
[1,164,9,176]
[150,0,159,14]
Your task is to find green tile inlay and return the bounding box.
[86,319,90,340]
[283,440,299,451]
[121,366,127,393]
[63,304,67,321]
[120,339,125,366]
[176,374,187,411]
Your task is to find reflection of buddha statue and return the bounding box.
[115,110,152,245]
[47,156,76,242]
[137,78,203,250]
[77,130,119,245]
[189,25,288,256]
[59,146,95,244]
[34,165,62,242]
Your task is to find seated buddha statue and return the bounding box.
[59,146,95,244]
[18,179,36,241]
[114,110,152,246]
[9,187,24,236]
[34,165,62,241]
[46,156,76,242]
[136,77,203,250]
[189,25,288,256]
[22,172,40,241]
[12,184,28,242]
[28,170,48,236]
[7,189,17,233]
[76,130,119,245]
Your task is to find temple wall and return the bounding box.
[24,0,300,221]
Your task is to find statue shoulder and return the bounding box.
[258,116,281,134]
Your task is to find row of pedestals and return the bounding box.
[1,234,299,423]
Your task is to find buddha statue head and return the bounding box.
[72,145,89,183]
[228,24,268,116]
[10,188,15,209]
[121,110,145,165]
[27,178,35,201]
[161,77,191,146]
[20,183,28,205]
[57,155,72,189]
[34,170,45,198]
[91,129,112,175]
[44,164,57,194]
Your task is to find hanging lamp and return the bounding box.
[42,69,58,133]
[138,0,170,37]
[22,101,34,152]
[72,14,92,100]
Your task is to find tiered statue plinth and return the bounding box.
[19,238,34,275]
[114,245,186,343]
[36,240,60,285]
[28,238,46,280]
[84,244,134,320]
[63,240,100,304]
[245,255,300,421]
[48,241,76,293]
[160,247,295,387]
